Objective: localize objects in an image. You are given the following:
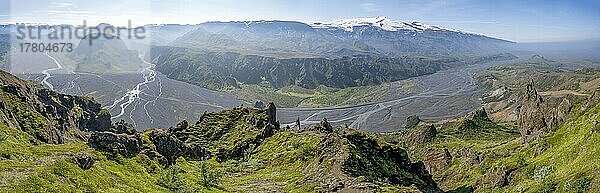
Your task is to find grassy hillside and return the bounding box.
[0,102,440,192]
[387,99,599,192]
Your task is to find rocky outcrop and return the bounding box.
[73,152,95,170]
[403,124,437,147]
[476,166,512,189]
[423,147,452,175]
[107,120,136,135]
[0,70,111,144]
[147,130,188,165]
[253,100,265,109]
[342,130,441,192]
[404,115,422,130]
[89,131,142,156]
[138,105,280,164]
[518,80,574,144]
[583,89,600,110]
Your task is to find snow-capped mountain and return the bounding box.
[310,16,459,32]
[168,16,511,57]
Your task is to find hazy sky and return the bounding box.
[1,0,599,42]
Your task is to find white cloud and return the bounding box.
[360,3,380,12]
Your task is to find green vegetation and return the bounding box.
[475,56,600,94]
[0,87,48,142]
[226,82,390,108]
[225,84,307,108]
[393,99,600,192]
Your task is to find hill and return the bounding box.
[0,70,442,192]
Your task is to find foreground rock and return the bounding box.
[89,131,142,156]
[73,152,95,170]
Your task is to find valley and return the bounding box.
[0,7,598,192]
[13,52,516,132]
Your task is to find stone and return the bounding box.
[266,102,277,125]
[253,100,265,109]
[318,118,333,133]
[404,115,421,129]
[148,130,187,165]
[89,131,142,156]
[109,120,136,135]
[73,152,95,170]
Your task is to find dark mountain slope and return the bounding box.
[150,46,461,90]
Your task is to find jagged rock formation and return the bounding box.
[517,80,574,144]
[0,70,111,144]
[403,124,437,147]
[583,89,600,110]
[89,131,142,156]
[253,100,265,109]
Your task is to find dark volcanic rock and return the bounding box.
[73,152,95,170]
[148,130,188,165]
[89,131,142,156]
[404,115,422,130]
[253,100,265,109]
[108,120,136,135]
[318,118,334,133]
[518,81,551,144]
[517,80,574,144]
[266,102,278,127]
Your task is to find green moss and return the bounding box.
[0,90,49,142]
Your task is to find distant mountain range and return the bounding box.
[144,17,516,90]
[163,17,512,58]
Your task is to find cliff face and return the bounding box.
[0,70,111,144]
[151,47,457,90]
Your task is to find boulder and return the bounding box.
[73,152,95,170]
[317,118,334,133]
[108,120,136,135]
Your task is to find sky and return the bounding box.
[1,0,599,42]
